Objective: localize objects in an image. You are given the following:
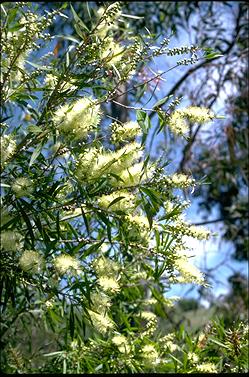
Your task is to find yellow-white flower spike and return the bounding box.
[140,311,158,336]
[170,220,210,240]
[92,256,120,277]
[164,340,180,353]
[54,255,81,275]
[1,231,22,251]
[124,213,151,245]
[112,334,131,353]
[181,106,215,123]
[53,97,101,141]
[90,292,112,313]
[141,344,159,364]
[88,310,114,335]
[98,276,120,293]
[19,250,44,274]
[100,38,124,66]
[95,3,121,39]
[111,162,153,188]
[164,173,195,189]
[12,177,33,198]
[187,352,199,364]
[75,147,100,181]
[196,363,217,373]
[168,111,189,136]
[97,190,136,213]
[76,142,142,182]
[45,73,77,92]
[174,254,205,285]
[168,106,215,136]
[114,142,143,167]
[127,214,150,229]
[111,121,142,144]
[97,141,142,178]
[141,311,157,322]
[143,298,157,305]
[188,224,210,240]
[0,135,16,167]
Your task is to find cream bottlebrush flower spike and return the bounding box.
[93,256,121,293]
[170,220,210,240]
[0,231,22,251]
[88,309,114,335]
[140,311,158,336]
[0,135,16,167]
[45,73,77,92]
[53,97,101,140]
[75,142,142,182]
[112,334,131,353]
[19,250,44,274]
[12,177,34,198]
[168,110,189,136]
[100,38,125,66]
[110,161,154,188]
[141,344,159,364]
[163,173,195,189]
[168,106,215,136]
[95,2,122,39]
[90,292,112,313]
[4,14,39,82]
[196,363,218,373]
[75,147,100,180]
[97,190,136,212]
[174,253,205,285]
[54,254,81,275]
[92,256,120,277]
[123,213,151,244]
[111,121,142,144]
[98,276,120,293]
[110,142,143,173]
[181,106,215,123]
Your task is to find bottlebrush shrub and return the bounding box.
[1,2,226,374]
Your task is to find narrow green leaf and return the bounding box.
[205,53,223,59]
[27,125,42,134]
[107,196,126,209]
[29,142,43,167]
[66,51,70,67]
[17,200,35,246]
[97,212,112,243]
[208,337,230,349]
[54,34,80,44]
[63,357,67,374]
[70,4,89,32]
[81,206,90,236]
[143,201,153,229]
[153,95,172,109]
[86,2,92,19]
[69,305,75,339]
[26,60,50,71]
[120,13,144,19]
[44,351,65,357]
[136,109,146,125]
[111,63,121,80]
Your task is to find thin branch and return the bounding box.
[192,216,245,226]
[110,99,160,113]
